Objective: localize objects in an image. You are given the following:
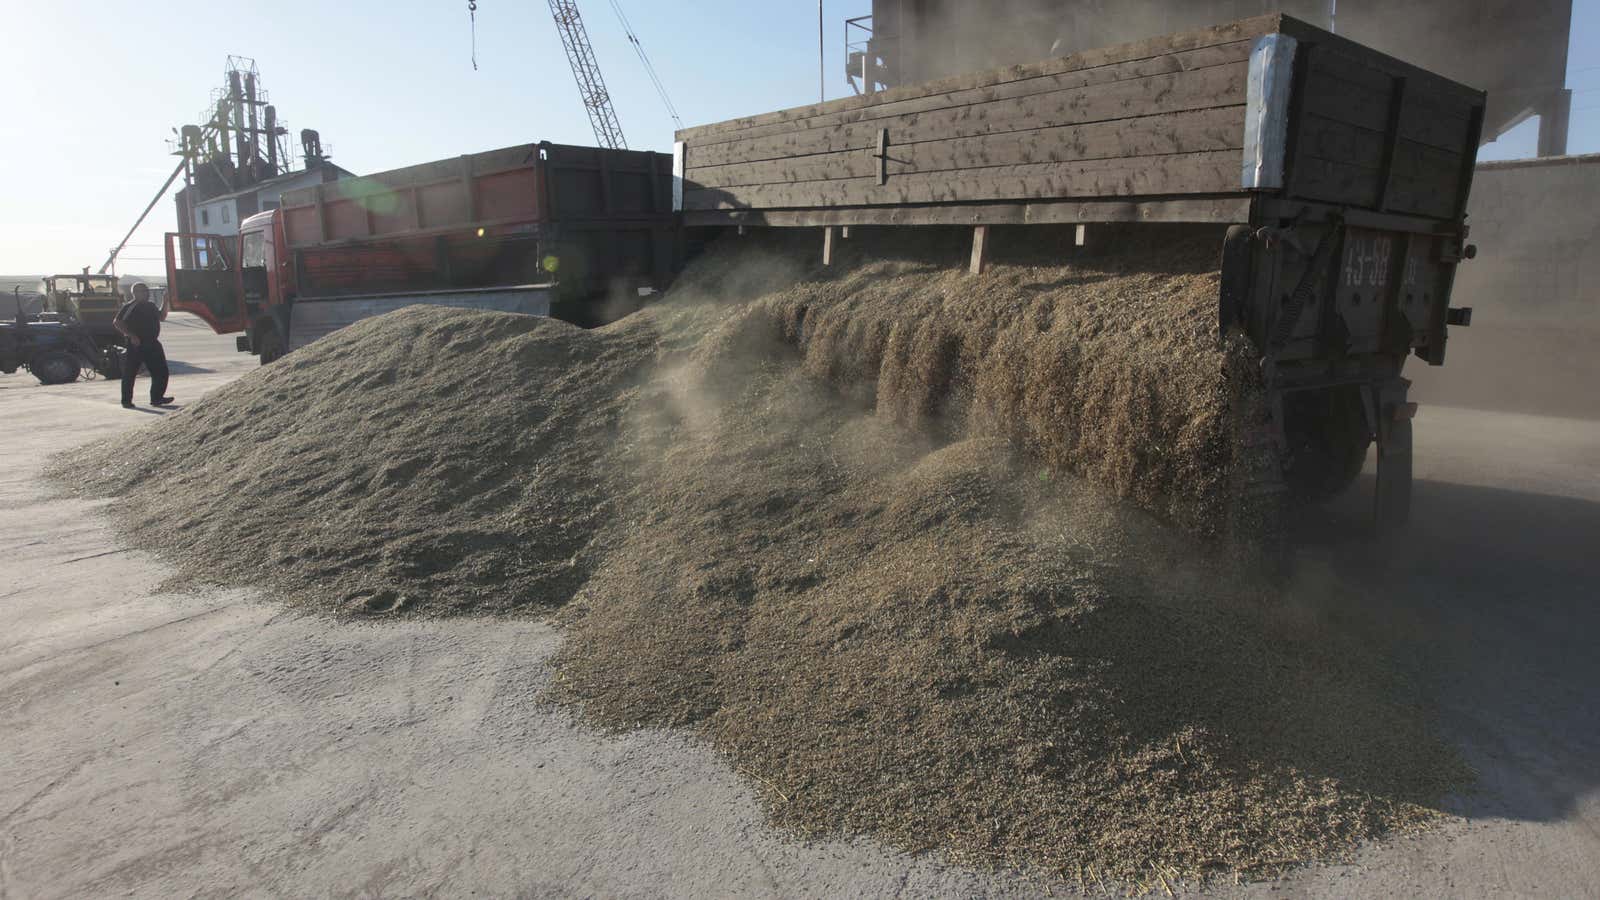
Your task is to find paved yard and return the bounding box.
[2,314,1597,897]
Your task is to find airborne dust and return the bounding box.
[53,226,1467,886]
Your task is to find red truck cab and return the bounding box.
[167,209,285,329]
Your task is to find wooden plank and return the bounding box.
[687,41,1253,151]
[1300,67,1473,154]
[686,63,1247,174]
[682,150,1240,211]
[1399,104,1475,155]
[1298,118,1462,185]
[1299,68,1390,133]
[1292,156,1457,219]
[1392,140,1462,182]
[1298,114,1387,169]
[1276,15,1484,107]
[1384,168,1462,219]
[970,225,990,274]
[1301,47,1473,122]
[1291,157,1382,208]
[686,107,1246,190]
[681,196,1252,228]
[676,14,1283,142]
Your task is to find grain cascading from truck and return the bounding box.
[673,13,1485,530]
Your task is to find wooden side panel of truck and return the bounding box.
[672,14,1488,529]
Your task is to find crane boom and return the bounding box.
[100,106,230,274]
[546,0,627,149]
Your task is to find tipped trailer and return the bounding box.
[168,142,676,362]
[672,14,1485,529]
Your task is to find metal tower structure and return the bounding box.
[547,0,627,149]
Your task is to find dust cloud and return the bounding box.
[52,226,1468,887]
[1409,158,1600,419]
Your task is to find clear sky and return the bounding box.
[0,0,1595,276]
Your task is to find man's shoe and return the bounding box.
[152,396,175,406]
[121,401,136,409]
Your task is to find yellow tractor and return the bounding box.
[40,272,127,377]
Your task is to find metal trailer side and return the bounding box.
[283,285,555,351]
[277,141,676,316]
[168,141,678,360]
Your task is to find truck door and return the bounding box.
[240,228,269,312]
[165,232,245,334]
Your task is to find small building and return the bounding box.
[182,163,353,238]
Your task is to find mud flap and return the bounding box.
[1219,225,1254,340]
[1374,410,1414,532]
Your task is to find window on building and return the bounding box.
[200,208,210,226]
[222,205,231,223]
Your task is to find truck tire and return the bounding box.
[1282,387,1370,503]
[257,325,285,365]
[30,351,81,385]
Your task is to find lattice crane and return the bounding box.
[546,0,627,149]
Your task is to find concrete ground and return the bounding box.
[2,313,1598,898]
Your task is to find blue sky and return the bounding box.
[0,0,1594,275]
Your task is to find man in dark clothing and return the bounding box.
[113,282,173,409]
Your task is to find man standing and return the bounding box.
[113,282,173,409]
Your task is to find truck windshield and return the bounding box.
[40,276,115,294]
[242,231,267,268]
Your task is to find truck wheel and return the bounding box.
[258,326,285,365]
[1281,387,1371,503]
[1374,417,1413,532]
[30,351,81,385]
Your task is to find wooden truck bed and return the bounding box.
[672,14,1484,230]
[672,14,1488,531]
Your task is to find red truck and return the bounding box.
[168,142,676,362]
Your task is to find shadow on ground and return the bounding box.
[124,359,214,376]
[1290,477,1600,825]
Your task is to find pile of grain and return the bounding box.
[54,228,1465,885]
[688,227,1267,536]
[61,308,660,616]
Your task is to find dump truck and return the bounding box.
[168,142,675,362]
[673,13,1484,529]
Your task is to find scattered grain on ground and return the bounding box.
[53,227,1468,886]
